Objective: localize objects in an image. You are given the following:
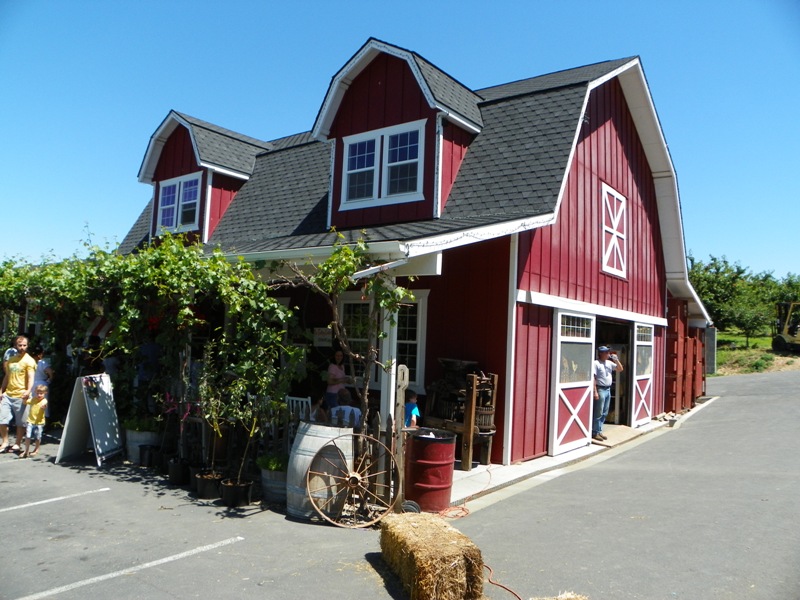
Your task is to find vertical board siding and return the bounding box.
[519,79,666,319]
[512,303,552,461]
[208,174,243,239]
[440,122,474,211]
[328,54,438,229]
[422,238,510,463]
[151,126,203,236]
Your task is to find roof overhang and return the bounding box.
[137,111,251,184]
[311,39,481,141]
[576,58,711,327]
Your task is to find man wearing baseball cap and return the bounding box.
[592,345,623,441]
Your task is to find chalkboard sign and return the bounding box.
[55,375,124,466]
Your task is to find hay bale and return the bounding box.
[380,512,483,600]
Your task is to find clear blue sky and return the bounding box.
[1,0,798,278]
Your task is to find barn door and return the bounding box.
[549,311,595,456]
[629,323,654,427]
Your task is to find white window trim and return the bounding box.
[340,119,426,211]
[601,182,627,278]
[157,171,202,233]
[338,289,428,393]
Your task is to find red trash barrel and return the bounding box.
[404,428,456,513]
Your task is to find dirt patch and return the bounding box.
[715,354,800,376]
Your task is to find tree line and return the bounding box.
[688,255,800,345]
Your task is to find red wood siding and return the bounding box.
[652,325,666,416]
[440,121,473,212]
[512,303,552,462]
[151,125,205,236]
[418,237,510,463]
[328,54,438,228]
[518,78,666,319]
[208,173,243,238]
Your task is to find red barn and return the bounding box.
[122,38,710,465]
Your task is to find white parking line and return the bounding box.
[0,488,111,513]
[16,536,245,600]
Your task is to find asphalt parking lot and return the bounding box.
[0,437,404,600]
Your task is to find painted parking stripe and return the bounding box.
[17,536,245,600]
[0,487,111,513]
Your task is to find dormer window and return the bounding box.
[341,120,425,210]
[158,172,201,232]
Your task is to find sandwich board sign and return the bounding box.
[55,374,124,466]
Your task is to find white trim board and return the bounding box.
[517,290,667,327]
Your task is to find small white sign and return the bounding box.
[313,327,333,347]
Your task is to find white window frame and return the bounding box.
[601,182,627,278]
[338,289,428,392]
[340,119,425,210]
[157,171,202,233]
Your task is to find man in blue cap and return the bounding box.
[592,346,623,441]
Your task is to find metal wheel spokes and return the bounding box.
[306,433,399,528]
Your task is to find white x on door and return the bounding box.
[549,311,596,456]
[629,323,654,427]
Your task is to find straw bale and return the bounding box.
[380,512,483,600]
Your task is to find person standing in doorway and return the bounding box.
[0,336,37,453]
[592,345,623,441]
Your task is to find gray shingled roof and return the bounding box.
[117,199,153,255]
[174,112,274,177]
[411,52,484,130]
[128,56,636,257]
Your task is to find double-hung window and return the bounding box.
[341,120,425,209]
[158,172,201,232]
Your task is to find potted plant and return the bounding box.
[121,413,160,466]
[257,444,290,505]
[194,344,227,499]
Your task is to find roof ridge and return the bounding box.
[174,111,273,150]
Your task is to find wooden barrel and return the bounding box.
[287,422,353,520]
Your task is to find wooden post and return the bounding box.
[461,374,478,471]
[394,365,409,507]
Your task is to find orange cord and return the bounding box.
[484,563,524,599]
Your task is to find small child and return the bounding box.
[21,384,48,458]
[404,391,420,428]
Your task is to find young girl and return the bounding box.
[21,384,48,458]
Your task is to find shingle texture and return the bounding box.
[125,55,637,257]
[118,199,153,255]
[176,112,273,176]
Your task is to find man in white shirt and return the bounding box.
[592,346,623,441]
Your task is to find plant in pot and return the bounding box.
[256,446,290,505]
[195,344,227,500]
[120,412,161,466]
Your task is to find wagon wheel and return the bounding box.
[306,433,399,528]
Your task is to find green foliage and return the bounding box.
[256,449,289,472]
[689,254,799,338]
[274,231,414,417]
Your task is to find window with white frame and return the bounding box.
[558,314,593,384]
[158,172,201,232]
[341,120,425,209]
[339,289,428,391]
[601,182,627,278]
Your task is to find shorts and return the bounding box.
[26,423,43,441]
[0,395,25,426]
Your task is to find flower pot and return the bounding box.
[139,444,159,468]
[188,464,203,492]
[126,430,159,464]
[260,469,287,505]
[195,470,224,499]
[168,458,190,486]
[160,451,178,475]
[221,478,253,508]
